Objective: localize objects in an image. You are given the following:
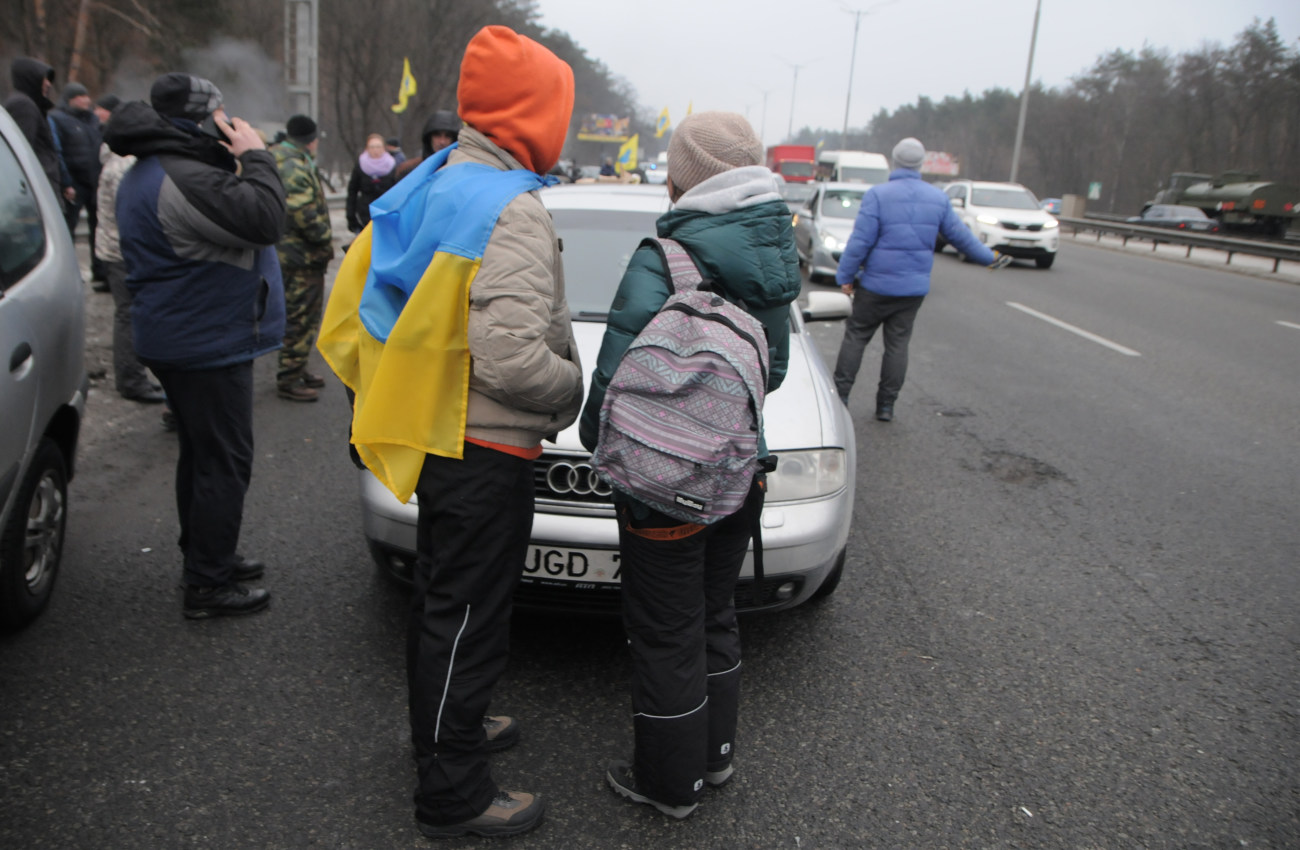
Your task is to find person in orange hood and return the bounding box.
[400,25,583,840]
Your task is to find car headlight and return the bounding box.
[976,214,1000,226]
[1043,219,1059,229]
[791,213,800,227]
[821,232,841,251]
[766,449,847,501]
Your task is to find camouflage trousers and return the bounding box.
[277,267,326,389]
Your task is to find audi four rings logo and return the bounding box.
[544,460,612,497]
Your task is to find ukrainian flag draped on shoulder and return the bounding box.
[317,144,550,502]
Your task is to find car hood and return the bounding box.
[556,318,828,453]
[817,218,856,241]
[975,205,1055,225]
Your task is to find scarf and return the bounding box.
[359,150,395,179]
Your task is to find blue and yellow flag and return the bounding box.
[391,57,417,114]
[617,133,638,171]
[317,146,549,501]
[655,107,670,138]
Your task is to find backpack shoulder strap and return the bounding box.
[639,236,703,296]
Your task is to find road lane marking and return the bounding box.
[1006,302,1142,356]
[1278,320,1300,331]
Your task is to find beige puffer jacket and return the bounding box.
[95,142,135,262]
[450,127,583,449]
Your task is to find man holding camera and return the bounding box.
[105,73,286,619]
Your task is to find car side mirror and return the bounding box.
[802,290,852,322]
[950,197,965,208]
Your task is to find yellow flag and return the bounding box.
[617,134,638,172]
[655,107,671,138]
[391,57,417,114]
[686,100,693,116]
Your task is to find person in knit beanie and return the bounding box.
[831,136,1008,421]
[580,109,801,819]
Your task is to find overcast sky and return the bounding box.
[533,0,1300,147]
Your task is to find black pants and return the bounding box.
[833,289,925,406]
[616,476,765,807]
[408,444,534,825]
[104,261,153,397]
[149,361,255,587]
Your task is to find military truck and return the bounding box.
[1148,172,1299,238]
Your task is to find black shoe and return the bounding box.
[183,583,270,619]
[91,281,111,293]
[302,371,326,389]
[605,760,697,819]
[124,388,167,404]
[416,791,545,838]
[232,556,265,582]
[875,404,893,422]
[277,381,319,402]
[483,715,519,753]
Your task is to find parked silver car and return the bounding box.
[360,183,856,614]
[0,106,88,631]
[792,182,869,283]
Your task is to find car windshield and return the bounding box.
[820,189,865,219]
[971,187,1039,210]
[780,162,814,178]
[551,208,661,318]
[838,166,888,184]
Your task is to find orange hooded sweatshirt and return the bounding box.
[457,26,575,175]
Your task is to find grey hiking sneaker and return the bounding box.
[416,790,545,838]
[704,764,734,787]
[483,715,519,753]
[605,760,698,819]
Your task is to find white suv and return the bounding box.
[941,180,1059,268]
[0,106,88,631]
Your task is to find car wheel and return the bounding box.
[811,548,846,601]
[0,438,69,631]
[1035,254,1055,269]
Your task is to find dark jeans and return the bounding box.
[104,261,153,397]
[616,475,765,807]
[149,361,255,588]
[408,444,534,825]
[833,288,925,406]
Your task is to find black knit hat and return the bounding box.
[62,82,88,101]
[286,114,318,144]
[96,93,122,112]
[150,72,222,122]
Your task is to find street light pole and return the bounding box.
[841,1,896,147]
[1009,0,1042,183]
[785,62,805,141]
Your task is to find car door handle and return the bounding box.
[9,342,32,373]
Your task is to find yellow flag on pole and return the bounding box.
[391,57,417,114]
[686,100,693,116]
[617,134,639,172]
[655,107,671,138]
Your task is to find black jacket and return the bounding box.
[345,162,394,232]
[49,101,102,192]
[4,58,60,197]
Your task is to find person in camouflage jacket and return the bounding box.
[272,114,334,401]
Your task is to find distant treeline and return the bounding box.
[791,18,1300,214]
[2,0,646,177]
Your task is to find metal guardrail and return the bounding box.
[1060,216,1300,273]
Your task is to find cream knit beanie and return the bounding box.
[667,111,763,193]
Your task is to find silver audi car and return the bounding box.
[359,183,856,614]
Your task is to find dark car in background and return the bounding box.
[1128,204,1223,233]
[0,106,88,631]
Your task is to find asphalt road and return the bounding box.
[1,236,1297,849]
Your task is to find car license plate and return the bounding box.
[1009,238,1035,246]
[523,546,621,585]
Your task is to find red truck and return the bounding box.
[765,144,816,183]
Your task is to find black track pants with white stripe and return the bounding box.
[407,443,535,825]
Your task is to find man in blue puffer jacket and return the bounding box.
[106,73,286,619]
[833,137,1007,421]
